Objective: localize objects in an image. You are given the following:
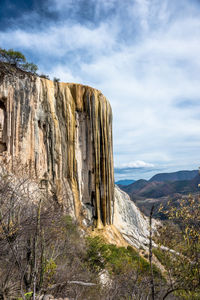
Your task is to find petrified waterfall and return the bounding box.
[0,64,154,249]
[0,64,114,228]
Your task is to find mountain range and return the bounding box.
[149,169,198,182]
[115,179,136,185]
[118,170,199,218]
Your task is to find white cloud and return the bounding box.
[134,0,150,31]
[116,160,154,169]
[0,23,117,57]
[1,0,200,178]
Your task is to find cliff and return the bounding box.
[114,186,158,249]
[0,63,153,248]
[0,63,114,229]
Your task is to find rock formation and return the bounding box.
[113,185,158,249]
[0,63,153,248]
[0,63,113,229]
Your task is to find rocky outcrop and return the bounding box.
[0,63,154,249]
[114,185,152,249]
[0,63,113,228]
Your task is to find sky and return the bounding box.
[0,0,200,180]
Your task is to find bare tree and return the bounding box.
[149,204,155,300]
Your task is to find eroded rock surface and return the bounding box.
[114,185,158,249]
[0,63,113,228]
[0,63,156,249]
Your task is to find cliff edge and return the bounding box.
[0,62,152,248]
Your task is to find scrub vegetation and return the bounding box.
[0,162,164,300]
[153,195,200,299]
[1,161,199,300]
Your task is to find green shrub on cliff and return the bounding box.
[0,47,38,74]
[0,48,26,65]
[21,62,38,74]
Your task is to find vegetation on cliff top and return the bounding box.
[0,47,61,81]
[0,48,38,74]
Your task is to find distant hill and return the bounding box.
[115,179,135,186]
[122,174,199,199]
[149,170,198,182]
[122,179,148,193]
[120,173,200,218]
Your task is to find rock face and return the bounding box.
[0,64,113,228]
[114,185,152,249]
[0,63,153,248]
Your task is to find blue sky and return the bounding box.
[1,0,200,180]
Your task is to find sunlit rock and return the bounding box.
[0,63,156,249]
[0,65,114,228]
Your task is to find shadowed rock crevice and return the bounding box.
[0,98,7,153]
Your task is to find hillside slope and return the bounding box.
[149,170,198,182]
[120,174,199,217]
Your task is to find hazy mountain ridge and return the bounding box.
[115,179,135,186]
[118,170,199,217]
[125,175,198,199]
[149,169,198,182]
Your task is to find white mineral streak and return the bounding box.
[113,185,158,249]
